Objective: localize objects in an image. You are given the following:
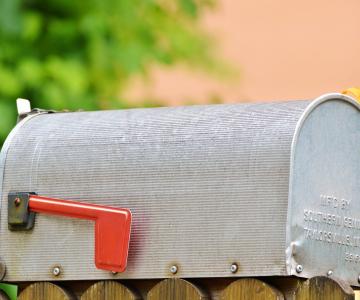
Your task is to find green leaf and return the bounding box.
[179,0,198,17]
[22,12,43,41]
[0,0,22,35]
[0,283,17,300]
[0,101,17,142]
[0,66,22,97]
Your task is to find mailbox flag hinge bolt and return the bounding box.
[230,263,238,273]
[327,270,333,276]
[295,264,303,273]
[52,266,61,276]
[170,265,178,274]
[14,198,21,207]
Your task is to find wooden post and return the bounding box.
[294,276,354,300]
[147,278,209,300]
[18,282,74,300]
[80,281,141,300]
[220,278,284,300]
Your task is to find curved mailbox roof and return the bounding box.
[0,93,358,284]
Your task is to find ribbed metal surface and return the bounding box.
[0,101,308,281]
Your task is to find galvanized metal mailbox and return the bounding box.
[1,93,360,285]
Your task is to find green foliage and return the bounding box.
[0,0,218,143]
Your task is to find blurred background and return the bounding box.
[0,0,360,145]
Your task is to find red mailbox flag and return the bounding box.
[25,195,131,273]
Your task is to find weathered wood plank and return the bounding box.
[147,278,209,300]
[294,276,354,300]
[220,278,284,300]
[18,282,74,300]
[80,281,141,300]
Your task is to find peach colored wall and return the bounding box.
[127,0,360,104]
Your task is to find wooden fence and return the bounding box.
[6,276,360,299]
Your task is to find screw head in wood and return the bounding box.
[14,198,21,207]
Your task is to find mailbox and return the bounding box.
[1,93,360,285]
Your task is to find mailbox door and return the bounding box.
[287,93,360,286]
